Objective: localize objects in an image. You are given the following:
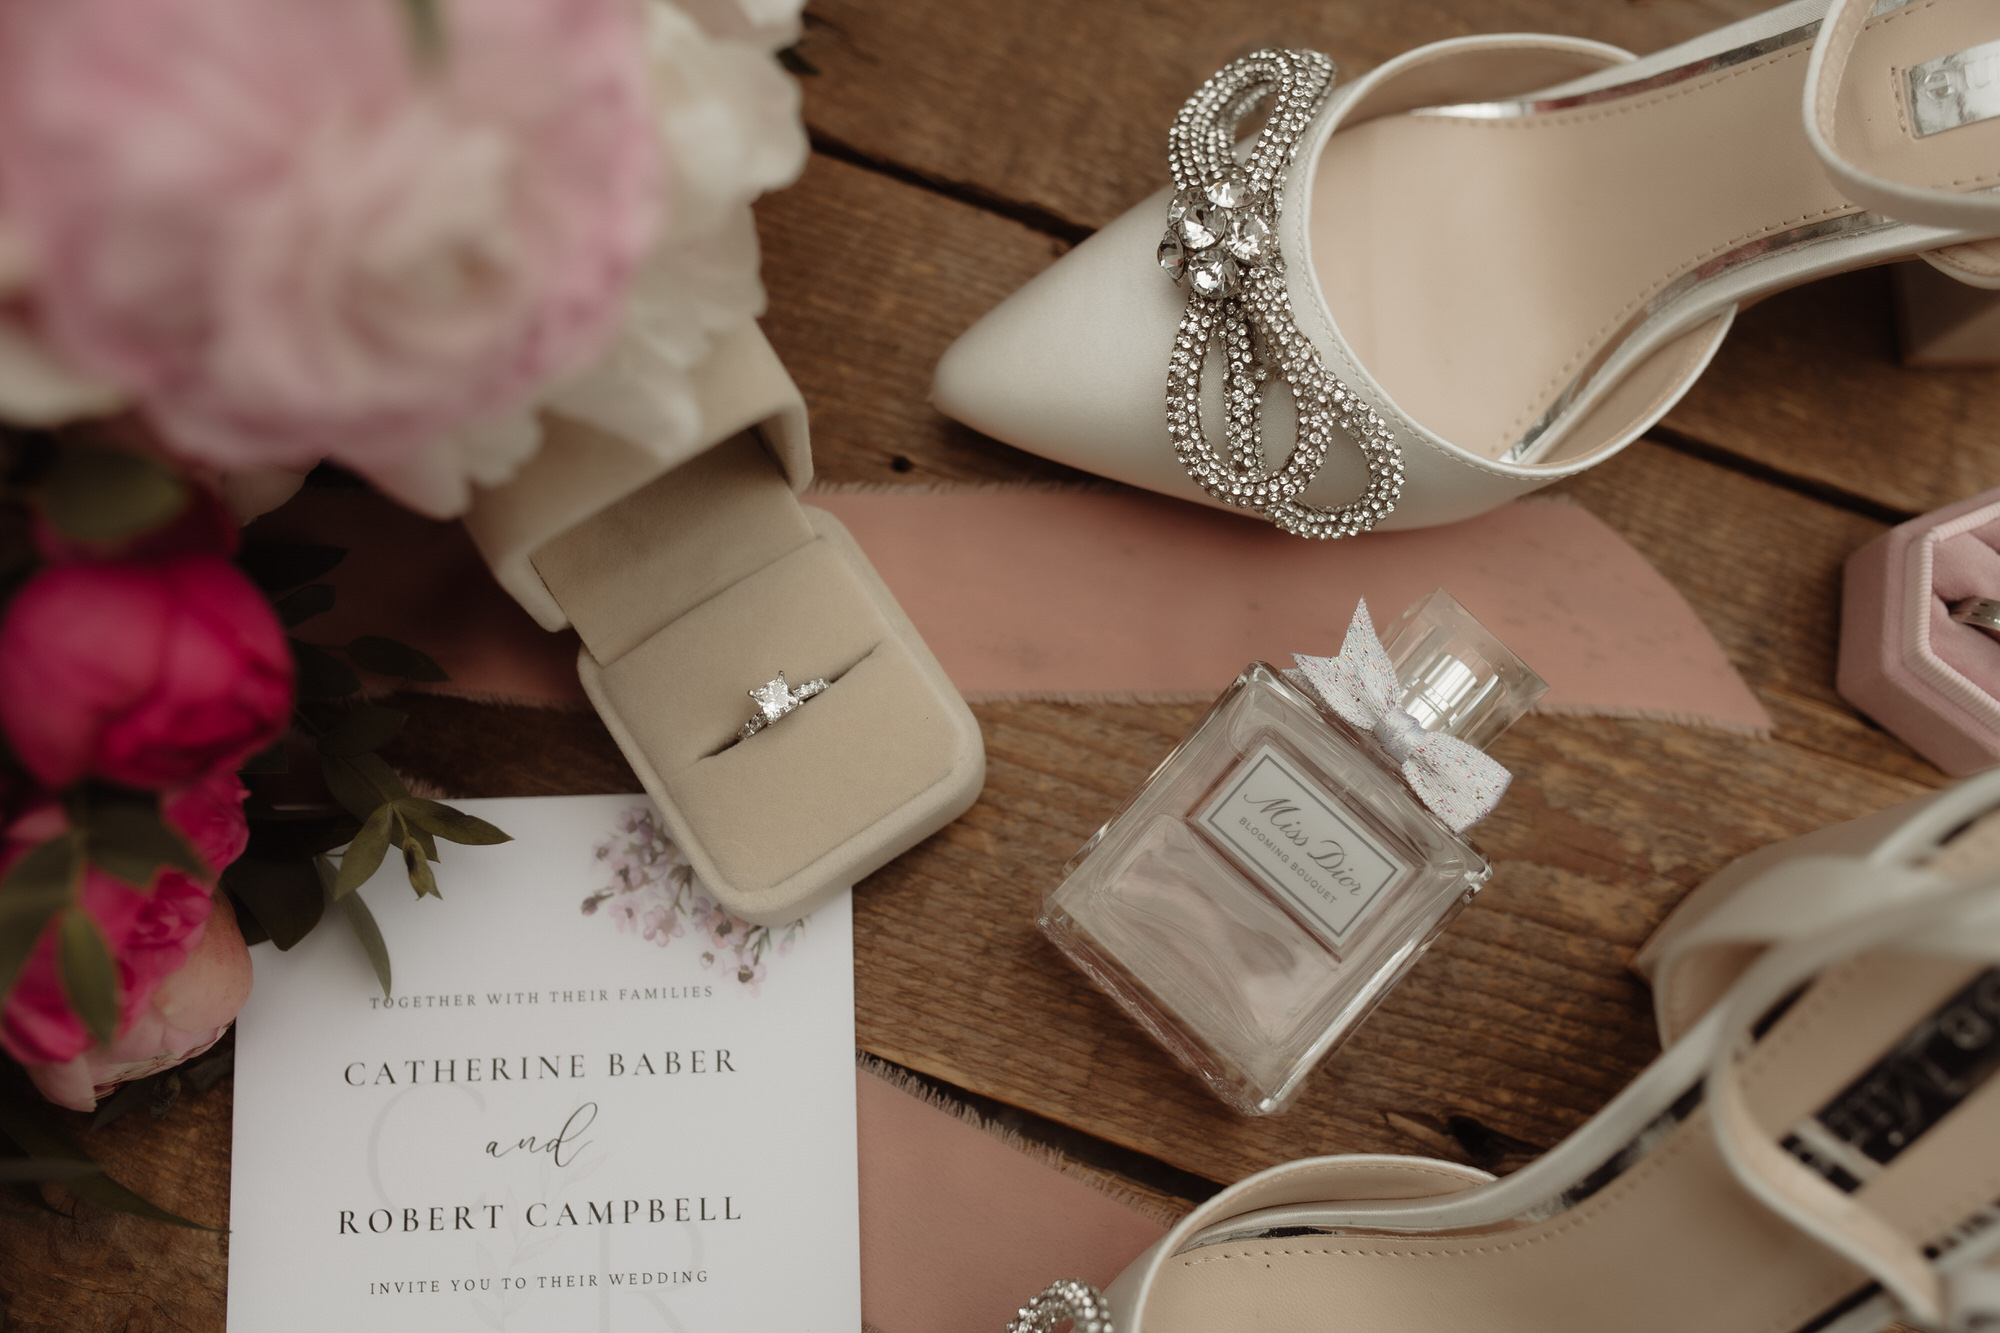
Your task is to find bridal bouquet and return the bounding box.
[0,0,810,1217]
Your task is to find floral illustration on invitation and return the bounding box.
[583,806,801,992]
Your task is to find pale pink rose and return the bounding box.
[28,893,252,1113]
[0,0,660,511]
[0,773,245,1076]
[0,839,216,1068]
[0,553,292,790]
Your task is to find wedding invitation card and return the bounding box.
[227,795,859,1332]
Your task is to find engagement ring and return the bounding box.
[737,671,829,741]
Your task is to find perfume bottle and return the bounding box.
[1040,589,1547,1116]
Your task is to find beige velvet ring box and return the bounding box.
[464,322,985,924]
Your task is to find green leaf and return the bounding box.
[0,837,76,1004]
[220,857,323,950]
[334,805,395,899]
[274,582,335,628]
[346,635,449,683]
[395,798,511,847]
[316,706,407,758]
[89,1078,152,1131]
[81,789,205,888]
[55,912,116,1046]
[41,446,188,543]
[338,888,393,998]
[237,544,345,594]
[226,889,269,947]
[237,740,290,775]
[290,639,361,698]
[0,1065,216,1230]
[401,837,438,899]
[319,752,408,823]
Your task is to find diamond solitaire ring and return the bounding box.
[737,671,830,741]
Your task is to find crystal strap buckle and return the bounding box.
[1159,49,1403,540]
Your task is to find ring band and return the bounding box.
[1950,597,2000,639]
[737,671,829,741]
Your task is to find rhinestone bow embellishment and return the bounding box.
[1005,1279,1112,1333]
[1291,602,1511,831]
[1160,50,1404,539]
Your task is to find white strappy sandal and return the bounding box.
[1005,770,2000,1333]
[935,0,2000,538]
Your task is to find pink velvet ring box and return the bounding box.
[1840,487,2000,775]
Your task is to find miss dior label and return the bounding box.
[1197,742,1405,946]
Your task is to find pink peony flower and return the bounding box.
[27,891,252,1112]
[0,0,661,514]
[0,786,235,1068]
[0,552,292,790]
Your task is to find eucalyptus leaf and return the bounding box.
[401,837,438,899]
[0,1067,216,1230]
[0,837,76,1004]
[41,446,187,543]
[320,752,408,822]
[338,889,393,998]
[395,798,511,847]
[334,805,395,899]
[316,706,407,758]
[274,582,335,629]
[220,857,323,950]
[237,544,344,594]
[291,639,361,698]
[83,790,205,888]
[346,635,449,682]
[55,912,117,1046]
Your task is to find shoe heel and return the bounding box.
[1897,256,2000,368]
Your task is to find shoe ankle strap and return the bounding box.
[1804,0,2000,234]
[1703,874,2000,1331]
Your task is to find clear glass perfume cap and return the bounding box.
[1379,589,1548,751]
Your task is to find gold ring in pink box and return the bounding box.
[1840,486,2000,776]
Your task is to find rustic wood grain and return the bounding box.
[1662,268,2000,520]
[1,1,1984,1321]
[794,0,1775,233]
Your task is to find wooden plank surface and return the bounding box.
[0,0,1989,1326]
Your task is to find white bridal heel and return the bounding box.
[1007,771,2000,1333]
[936,0,2000,537]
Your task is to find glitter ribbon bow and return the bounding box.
[1290,602,1511,832]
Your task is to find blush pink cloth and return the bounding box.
[812,488,1769,730]
[250,486,1767,733]
[857,1064,1169,1333]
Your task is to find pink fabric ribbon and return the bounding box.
[1291,601,1510,832]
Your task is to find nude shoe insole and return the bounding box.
[1314,0,2000,462]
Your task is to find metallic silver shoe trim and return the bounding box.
[1500,210,1898,463]
[1410,22,1824,121]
